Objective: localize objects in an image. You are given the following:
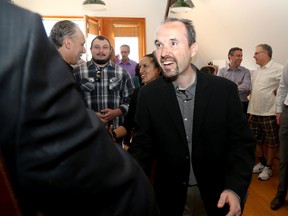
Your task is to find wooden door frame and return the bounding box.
[85,16,146,61]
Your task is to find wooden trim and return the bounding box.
[165,0,172,18]
[86,17,146,60]
[42,16,83,20]
[41,16,146,61]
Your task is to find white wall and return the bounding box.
[170,0,288,70]
[14,0,167,60]
[14,0,288,70]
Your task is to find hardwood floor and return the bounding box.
[242,159,288,216]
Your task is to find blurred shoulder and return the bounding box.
[138,76,165,94]
[1,1,42,25]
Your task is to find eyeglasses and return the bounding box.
[254,50,266,56]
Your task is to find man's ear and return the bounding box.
[63,38,71,50]
[190,42,198,58]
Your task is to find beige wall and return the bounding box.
[170,0,288,70]
[14,0,288,70]
[14,0,167,61]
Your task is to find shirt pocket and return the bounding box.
[109,77,122,91]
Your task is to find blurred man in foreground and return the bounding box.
[0,1,158,215]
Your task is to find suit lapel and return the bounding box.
[158,77,189,146]
[157,71,211,146]
[193,71,210,140]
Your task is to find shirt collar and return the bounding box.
[119,59,131,65]
[173,74,197,94]
[261,60,273,69]
[227,64,241,71]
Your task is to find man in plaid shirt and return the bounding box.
[74,35,135,131]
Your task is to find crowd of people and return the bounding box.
[1,0,288,215]
[201,44,287,211]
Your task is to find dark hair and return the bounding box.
[135,63,140,76]
[162,18,196,46]
[228,47,242,56]
[90,35,111,49]
[143,52,163,75]
[257,44,273,58]
[200,66,216,75]
[49,20,78,48]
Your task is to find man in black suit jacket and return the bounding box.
[128,18,256,216]
[0,1,158,215]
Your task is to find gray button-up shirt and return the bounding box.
[174,78,197,185]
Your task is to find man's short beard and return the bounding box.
[92,57,109,65]
[164,75,178,82]
[162,66,180,81]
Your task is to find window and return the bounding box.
[43,16,146,62]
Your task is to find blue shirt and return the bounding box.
[174,76,197,186]
[217,65,251,102]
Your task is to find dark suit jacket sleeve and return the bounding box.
[0,2,158,215]
[192,73,256,211]
[219,80,255,203]
[123,87,140,144]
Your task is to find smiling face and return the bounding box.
[139,56,161,84]
[61,27,86,65]
[154,21,197,79]
[229,50,243,69]
[253,45,270,67]
[69,28,86,65]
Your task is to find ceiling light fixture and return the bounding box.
[83,0,107,12]
[170,0,194,13]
